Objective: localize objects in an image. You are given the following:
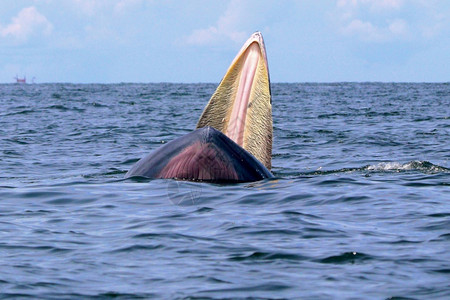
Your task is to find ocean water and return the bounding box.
[0,82,449,299]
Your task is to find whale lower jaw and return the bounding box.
[125,127,273,183]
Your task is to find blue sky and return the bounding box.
[1,0,449,83]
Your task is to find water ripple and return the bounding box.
[0,83,448,299]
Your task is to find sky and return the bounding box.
[1,0,449,83]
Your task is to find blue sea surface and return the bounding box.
[0,82,449,299]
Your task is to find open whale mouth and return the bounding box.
[197,32,273,169]
[125,32,274,182]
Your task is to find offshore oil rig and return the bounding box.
[14,75,36,84]
[14,75,26,83]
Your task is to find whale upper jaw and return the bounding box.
[196,32,273,170]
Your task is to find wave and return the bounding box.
[364,160,449,173]
[279,160,449,178]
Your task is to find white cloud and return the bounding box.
[337,0,404,11]
[72,0,103,16]
[341,19,382,41]
[388,19,408,35]
[0,6,53,42]
[71,0,145,16]
[114,0,144,14]
[340,18,409,42]
[183,0,247,46]
[370,0,404,10]
[333,0,446,42]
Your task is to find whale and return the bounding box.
[125,32,273,183]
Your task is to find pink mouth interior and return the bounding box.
[225,42,260,146]
[158,142,238,181]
